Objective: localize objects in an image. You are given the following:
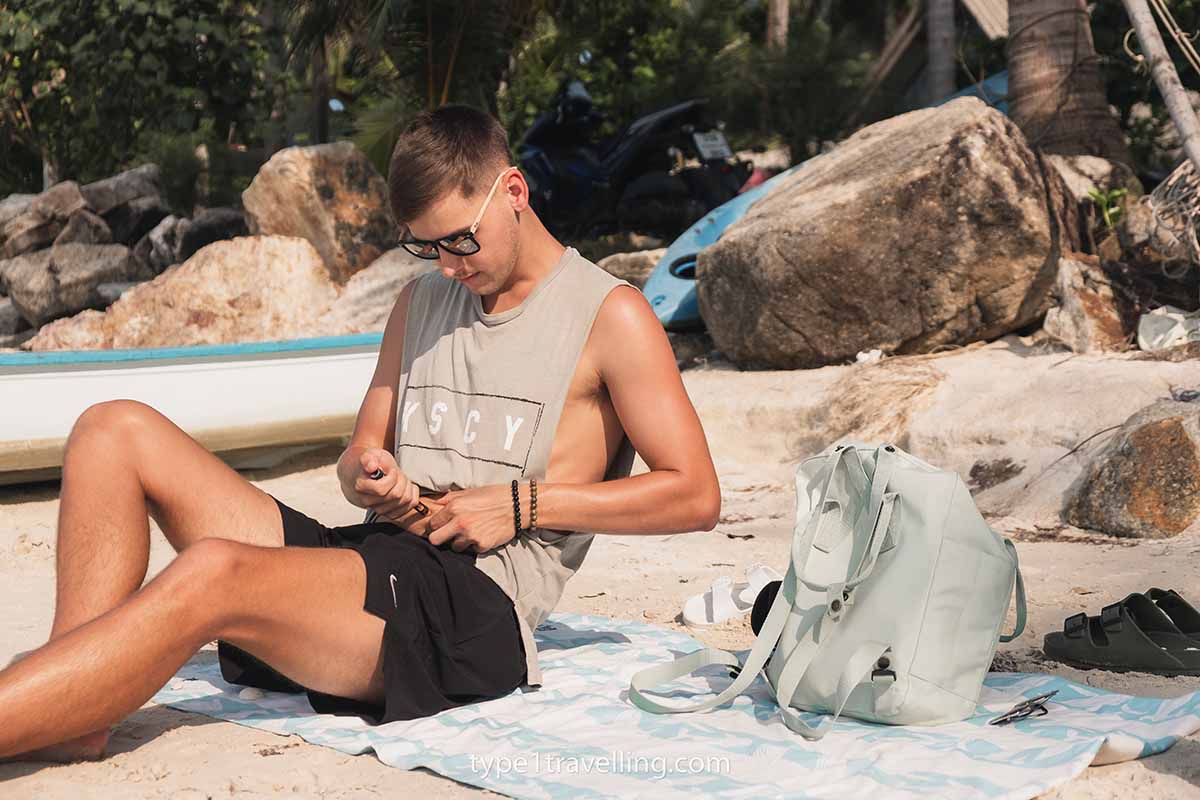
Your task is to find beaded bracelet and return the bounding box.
[530,478,537,530]
[511,479,522,535]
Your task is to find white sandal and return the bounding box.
[682,562,782,628]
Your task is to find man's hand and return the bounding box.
[345,448,424,523]
[422,485,520,554]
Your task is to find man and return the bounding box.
[0,104,721,762]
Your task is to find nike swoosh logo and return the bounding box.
[389,574,398,608]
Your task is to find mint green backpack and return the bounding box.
[630,440,1026,739]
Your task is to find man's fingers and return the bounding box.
[427,519,461,547]
[372,497,411,517]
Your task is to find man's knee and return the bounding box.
[166,538,258,637]
[68,399,162,448]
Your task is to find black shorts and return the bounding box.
[216,495,527,724]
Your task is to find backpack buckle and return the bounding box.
[826,584,852,621]
[871,653,896,683]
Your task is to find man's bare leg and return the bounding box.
[0,539,386,761]
[25,399,295,760]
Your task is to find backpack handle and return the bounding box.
[998,538,1027,643]
[792,444,899,594]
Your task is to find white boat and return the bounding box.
[0,333,383,486]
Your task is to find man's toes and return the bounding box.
[0,728,110,764]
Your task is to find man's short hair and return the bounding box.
[387,104,513,225]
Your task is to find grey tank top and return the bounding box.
[363,246,636,687]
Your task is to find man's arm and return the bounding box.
[335,278,416,501]
[532,285,721,534]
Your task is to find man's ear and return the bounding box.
[506,169,531,212]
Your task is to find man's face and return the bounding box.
[402,170,521,295]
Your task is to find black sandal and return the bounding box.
[1042,593,1200,677]
[1148,588,1200,642]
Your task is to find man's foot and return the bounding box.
[0,728,110,763]
[0,648,110,763]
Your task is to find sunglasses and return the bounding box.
[987,690,1058,726]
[400,167,514,260]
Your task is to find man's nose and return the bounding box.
[440,253,468,278]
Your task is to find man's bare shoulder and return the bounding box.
[588,284,674,381]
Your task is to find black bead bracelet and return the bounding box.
[511,479,522,535]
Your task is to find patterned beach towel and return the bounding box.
[152,612,1200,800]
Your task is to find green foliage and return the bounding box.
[0,0,275,191]
[497,0,880,162]
[1087,186,1128,231]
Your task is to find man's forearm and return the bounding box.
[522,471,719,535]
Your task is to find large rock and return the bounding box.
[132,215,184,275]
[24,236,339,350]
[1,181,89,258]
[242,142,398,284]
[1045,155,1143,206]
[597,248,665,289]
[696,97,1078,369]
[177,207,248,261]
[1042,255,1133,353]
[79,164,161,216]
[1118,199,1187,265]
[1064,400,1200,539]
[0,297,30,335]
[53,208,113,246]
[0,194,35,229]
[5,243,151,327]
[80,164,169,246]
[103,193,170,245]
[315,248,437,334]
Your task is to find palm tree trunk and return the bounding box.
[927,0,956,103]
[767,0,789,53]
[1007,0,1132,165]
[312,37,330,145]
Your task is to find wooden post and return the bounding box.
[1122,0,1200,172]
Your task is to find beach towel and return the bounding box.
[152,612,1200,800]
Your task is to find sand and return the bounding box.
[2,337,1199,798]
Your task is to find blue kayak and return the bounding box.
[642,163,803,330]
[643,71,1008,331]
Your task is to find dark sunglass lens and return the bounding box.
[443,237,480,256]
[402,241,439,259]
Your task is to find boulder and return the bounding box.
[53,208,113,246]
[5,243,151,328]
[242,142,398,284]
[104,193,170,246]
[79,164,161,216]
[0,296,30,335]
[0,194,35,229]
[93,281,142,305]
[597,248,665,289]
[80,164,169,246]
[1045,155,1143,206]
[132,215,184,275]
[24,236,339,350]
[315,248,437,334]
[1,181,89,258]
[177,207,248,262]
[1042,255,1133,353]
[0,328,36,350]
[696,97,1079,369]
[1065,399,1200,538]
[1118,199,1187,265]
